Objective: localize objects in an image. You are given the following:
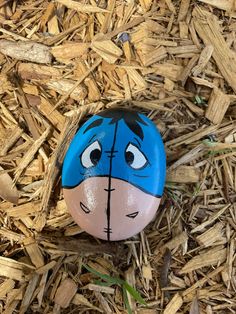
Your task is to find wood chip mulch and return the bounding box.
[0,0,236,313]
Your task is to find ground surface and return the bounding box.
[0,0,236,313]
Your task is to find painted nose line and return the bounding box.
[104,227,112,234]
[105,150,118,158]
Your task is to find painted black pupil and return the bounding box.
[90,149,101,165]
[125,151,134,165]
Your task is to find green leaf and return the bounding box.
[83,264,147,308]
[123,285,132,314]
[94,279,114,287]
[202,139,217,147]
[194,95,206,105]
[82,264,123,285]
[123,282,147,306]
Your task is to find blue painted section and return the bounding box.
[62,110,166,197]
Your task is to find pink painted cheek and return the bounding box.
[63,178,109,240]
[63,177,161,241]
[108,179,160,240]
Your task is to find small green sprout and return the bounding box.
[194,95,206,105]
[82,264,147,314]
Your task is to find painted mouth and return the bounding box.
[80,201,90,214]
[104,188,115,192]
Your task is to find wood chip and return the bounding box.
[196,222,225,247]
[191,205,230,233]
[178,55,199,86]
[179,246,227,274]
[190,296,200,314]
[18,63,61,80]
[164,0,176,14]
[0,165,19,204]
[0,256,34,281]
[54,278,78,308]
[197,0,235,12]
[142,46,167,67]
[126,68,147,89]
[178,0,191,21]
[205,88,231,124]
[23,237,44,268]
[55,0,109,13]
[157,232,188,254]
[46,79,87,101]
[167,166,200,183]
[192,45,214,76]
[39,97,66,132]
[19,274,39,314]
[163,293,183,314]
[0,279,15,299]
[72,293,103,312]
[3,201,41,218]
[91,40,122,64]
[51,43,90,62]
[0,40,52,64]
[193,7,236,93]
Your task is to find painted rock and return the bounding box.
[62,109,166,241]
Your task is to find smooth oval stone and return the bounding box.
[62,109,166,241]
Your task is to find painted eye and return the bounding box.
[81,141,102,168]
[125,143,147,169]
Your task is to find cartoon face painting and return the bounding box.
[62,109,166,241]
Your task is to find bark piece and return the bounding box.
[0,40,52,64]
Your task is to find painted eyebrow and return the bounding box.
[133,137,141,148]
[83,118,103,134]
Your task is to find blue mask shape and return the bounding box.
[62,109,166,197]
